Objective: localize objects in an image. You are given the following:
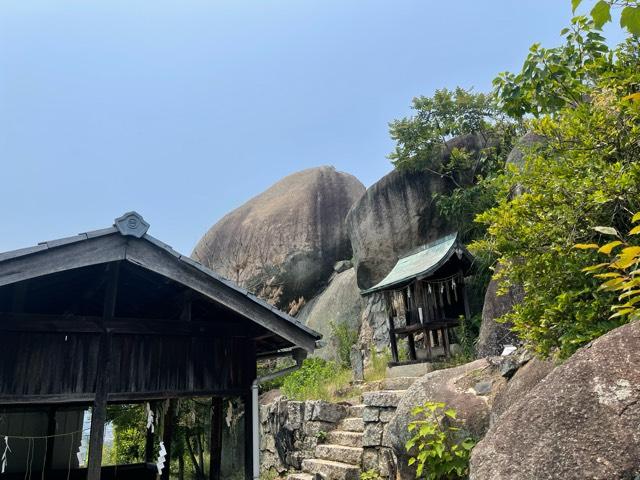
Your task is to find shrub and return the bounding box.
[330,321,359,367]
[405,402,475,480]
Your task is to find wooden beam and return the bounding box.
[87,263,120,480]
[125,239,318,352]
[0,313,247,336]
[209,397,223,480]
[0,234,127,287]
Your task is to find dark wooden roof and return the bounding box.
[0,212,321,352]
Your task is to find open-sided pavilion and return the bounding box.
[0,212,320,480]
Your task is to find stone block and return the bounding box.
[363,407,380,422]
[363,422,383,447]
[363,390,404,408]
[286,401,304,428]
[307,400,347,422]
[378,408,396,423]
[362,448,379,471]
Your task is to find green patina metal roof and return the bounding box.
[361,232,472,295]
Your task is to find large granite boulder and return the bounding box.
[475,271,523,357]
[346,134,489,290]
[192,166,365,307]
[470,320,640,480]
[489,357,554,425]
[385,359,506,479]
[297,267,366,362]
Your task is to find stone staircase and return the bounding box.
[286,378,420,480]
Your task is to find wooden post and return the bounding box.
[44,407,56,473]
[209,397,223,480]
[87,263,120,480]
[402,289,417,361]
[161,399,177,480]
[145,402,156,464]
[386,296,399,363]
[243,393,253,480]
[460,271,472,322]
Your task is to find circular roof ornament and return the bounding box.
[114,211,150,238]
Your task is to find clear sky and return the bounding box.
[0,0,625,255]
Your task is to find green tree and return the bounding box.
[474,23,640,359]
[388,87,520,240]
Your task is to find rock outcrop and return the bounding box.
[297,267,366,362]
[346,134,490,290]
[385,359,506,479]
[192,166,365,307]
[475,272,523,357]
[470,320,640,480]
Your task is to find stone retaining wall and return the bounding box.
[260,398,348,476]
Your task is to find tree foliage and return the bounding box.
[474,21,640,358]
[579,212,640,321]
[573,0,640,35]
[388,88,520,240]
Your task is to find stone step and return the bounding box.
[315,444,363,465]
[382,376,420,390]
[337,417,364,432]
[326,430,363,448]
[287,474,316,480]
[346,404,364,418]
[362,390,406,408]
[302,458,360,480]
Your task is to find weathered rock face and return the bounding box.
[357,292,389,355]
[345,168,453,290]
[489,357,554,425]
[296,267,366,362]
[346,134,490,290]
[470,320,640,480]
[385,359,506,479]
[192,166,365,307]
[475,272,523,357]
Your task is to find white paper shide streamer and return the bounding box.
[146,403,155,434]
[1,436,10,474]
[156,441,167,474]
[76,434,88,465]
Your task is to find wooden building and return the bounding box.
[0,212,320,480]
[361,233,474,365]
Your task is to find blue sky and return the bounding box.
[0,0,625,254]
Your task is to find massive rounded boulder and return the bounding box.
[346,134,489,290]
[192,166,365,307]
[470,320,640,480]
[296,266,366,362]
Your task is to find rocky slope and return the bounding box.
[470,320,640,480]
[297,265,366,362]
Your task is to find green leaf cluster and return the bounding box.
[580,212,640,321]
[474,28,640,359]
[573,1,640,35]
[405,402,475,480]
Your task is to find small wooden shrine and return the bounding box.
[361,233,474,365]
[0,212,320,480]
